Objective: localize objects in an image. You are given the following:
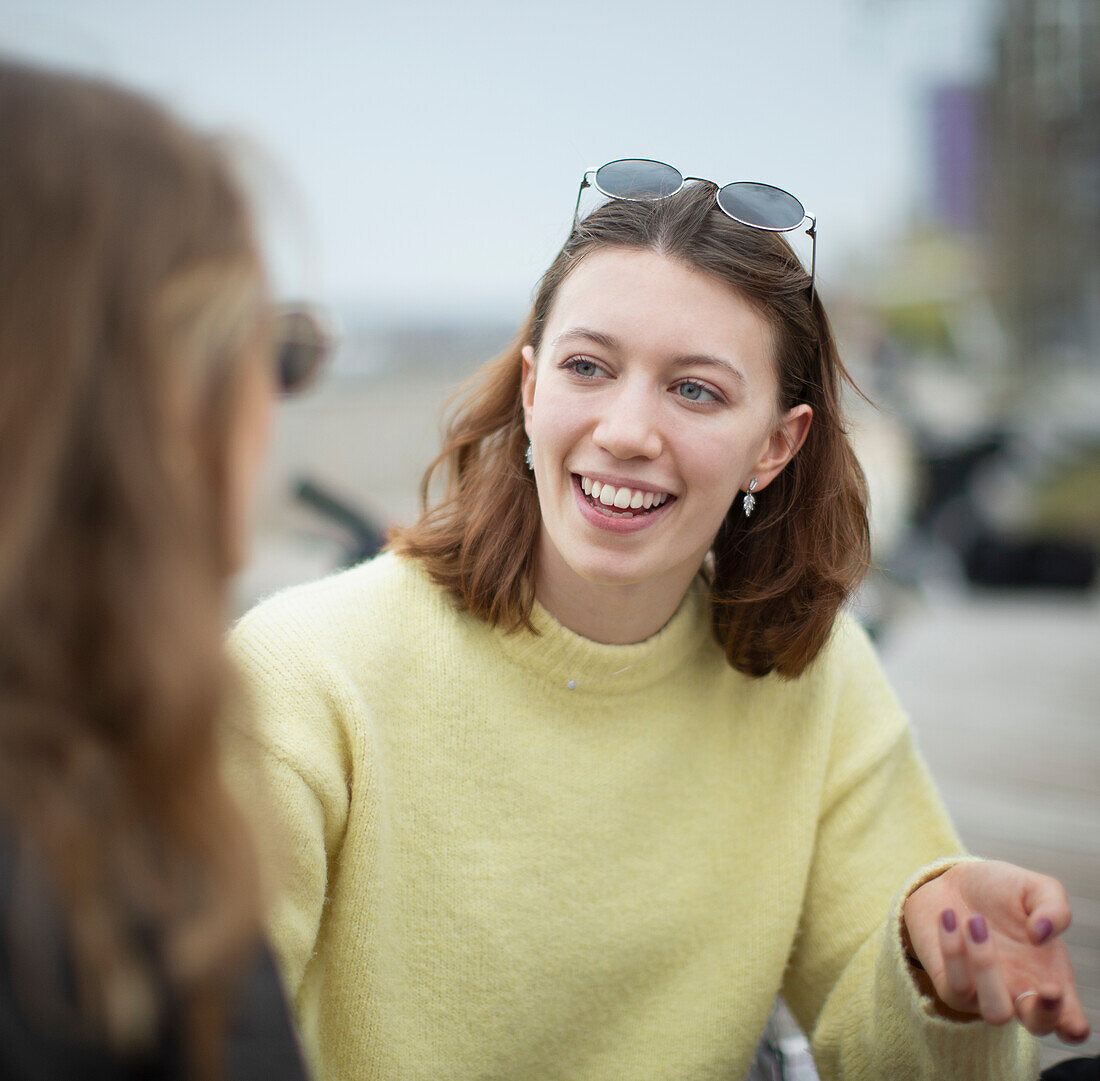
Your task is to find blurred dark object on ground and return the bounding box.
[294,477,386,567]
[964,534,1097,589]
[912,429,1098,592]
[1040,1055,1100,1080]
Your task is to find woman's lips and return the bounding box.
[579,474,671,510]
[571,473,675,533]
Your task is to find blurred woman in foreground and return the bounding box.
[0,58,321,1079]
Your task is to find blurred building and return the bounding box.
[929,83,986,235]
[833,1,1100,585]
[987,0,1100,369]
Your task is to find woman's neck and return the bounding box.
[534,547,699,644]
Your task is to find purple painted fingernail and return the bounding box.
[968,915,988,943]
[1035,918,1053,944]
[941,909,957,933]
[1041,996,1061,1011]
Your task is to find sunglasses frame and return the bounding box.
[571,158,817,306]
[272,302,337,396]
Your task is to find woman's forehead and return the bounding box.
[542,248,776,371]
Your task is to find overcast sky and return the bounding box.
[3,0,1000,319]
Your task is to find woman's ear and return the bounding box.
[520,345,536,437]
[751,404,813,491]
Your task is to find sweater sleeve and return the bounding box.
[220,602,354,1009]
[780,617,1039,1081]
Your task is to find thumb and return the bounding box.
[1022,872,1072,945]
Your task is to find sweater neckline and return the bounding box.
[495,579,711,694]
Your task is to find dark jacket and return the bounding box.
[0,834,309,1081]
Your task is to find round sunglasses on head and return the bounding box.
[273,303,337,396]
[572,158,817,302]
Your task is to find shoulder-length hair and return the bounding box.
[0,59,268,1072]
[393,182,870,677]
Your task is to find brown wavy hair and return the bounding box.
[0,60,268,1073]
[394,182,870,677]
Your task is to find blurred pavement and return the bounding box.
[880,588,1100,1068]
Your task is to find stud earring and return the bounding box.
[743,477,758,518]
[525,441,534,471]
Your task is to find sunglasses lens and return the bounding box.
[274,306,331,395]
[594,159,683,201]
[717,182,805,231]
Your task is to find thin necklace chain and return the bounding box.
[551,623,636,690]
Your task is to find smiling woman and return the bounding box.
[222,170,1089,1081]
[396,182,865,672]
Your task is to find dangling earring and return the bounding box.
[525,441,534,471]
[743,477,758,518]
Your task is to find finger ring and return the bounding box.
[1014,990,1039,1007]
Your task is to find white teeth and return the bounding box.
[579,476,670,511]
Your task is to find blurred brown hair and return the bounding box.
[0,58,269,1072]
[394,183,870,677]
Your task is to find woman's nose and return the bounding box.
[592,382,662,460]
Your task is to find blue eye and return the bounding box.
[676,380,718,403]
[566,357,602,378]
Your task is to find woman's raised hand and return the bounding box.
[903,860,1090,1044]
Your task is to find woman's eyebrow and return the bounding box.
[670,354,747,387]
[550,327,620,351]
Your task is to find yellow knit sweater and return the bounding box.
[222,552,1037,1081]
